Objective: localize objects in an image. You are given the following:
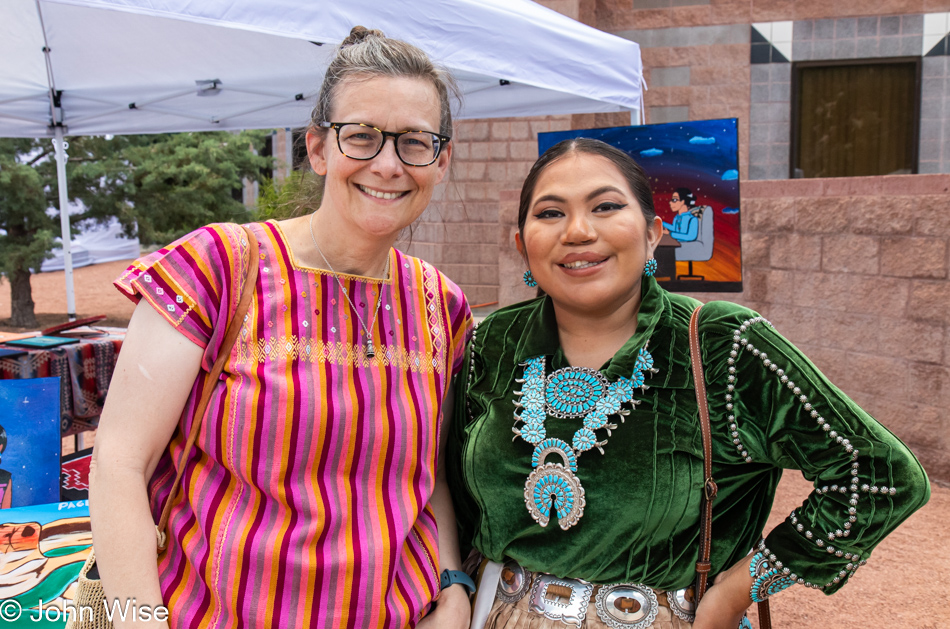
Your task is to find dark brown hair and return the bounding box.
[673,187,697,209]
[517,138,657,237]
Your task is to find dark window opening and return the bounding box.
[791,59,920,178]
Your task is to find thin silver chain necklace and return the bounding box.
[308,212,385,358]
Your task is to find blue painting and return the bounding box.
[539,118,742,292]
[0,379,62,509]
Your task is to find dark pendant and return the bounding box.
[366,340,375,358]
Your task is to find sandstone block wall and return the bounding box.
[728,175,950,481]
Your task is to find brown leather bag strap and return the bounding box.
[156,225,259,549]
[689,306,773,629]
[688,305,717,600]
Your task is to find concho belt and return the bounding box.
[494,560,696,628]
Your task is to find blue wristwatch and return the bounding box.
[440,569,476,594]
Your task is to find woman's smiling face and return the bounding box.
[517,152,662,315]
[306,75,451,239]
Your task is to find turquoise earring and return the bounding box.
[523,270,538,287]
[644,258,657,277]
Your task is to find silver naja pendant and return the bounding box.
[524,461,586,530]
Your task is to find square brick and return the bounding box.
[510,121,530,140]
[794,20,814,41]
[855,37,879,58]
[750,122,771,144]
[751,64,771,84]
[770,122,791,143]
[880,15,900,36]
[857,16,878,37]
[813,40,834,58]
[793,40,814,61]
[834,39,857,59]
[509,141,538,161]
[770,81,791,102]
[490,142,508,160]
[765,163,788,179]
[468,122,489,141]
[470,142,490,161]
[814,18,835,39]
[880,36,901,57]
[902,35,923,57]
[902,14,924,35]
[836,18,857,38]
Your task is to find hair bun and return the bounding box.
[341,25,386,48]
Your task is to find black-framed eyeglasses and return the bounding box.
[318,121,451,167]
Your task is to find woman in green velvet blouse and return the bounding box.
[448,139,930,629]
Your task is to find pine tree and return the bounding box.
[0,131,272,327]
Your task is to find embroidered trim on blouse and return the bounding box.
[238,336,440,372]
[731,317,894,590]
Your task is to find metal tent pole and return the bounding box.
[53,125,76,321]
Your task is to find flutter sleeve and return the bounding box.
[114,223,250,372]
[700,303,930,594]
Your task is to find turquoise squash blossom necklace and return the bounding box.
[513,344,658,530]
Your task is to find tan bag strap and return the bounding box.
[688,305,716,599]
[689,305,772,629]
[156,225,259,550]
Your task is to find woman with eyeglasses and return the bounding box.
[91,27,472,629]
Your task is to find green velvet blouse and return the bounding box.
[448,277,930,594]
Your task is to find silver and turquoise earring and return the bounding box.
[523,270,538,287]
[644,258,657,277]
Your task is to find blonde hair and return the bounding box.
[311,26,459,137]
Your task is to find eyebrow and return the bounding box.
[585,186,625,201]
[532,186,626,208]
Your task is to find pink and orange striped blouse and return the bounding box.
[114,221,472,628]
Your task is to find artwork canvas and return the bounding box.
[0,379,62,509]
[538,118,742,292]
[0,500,92,624]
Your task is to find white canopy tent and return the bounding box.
[1,0,644,318]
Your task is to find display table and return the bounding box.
[0,330,124,435]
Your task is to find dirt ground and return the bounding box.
[0,259,136,331]
[3,261,948,627]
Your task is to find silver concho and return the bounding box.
[665,586,696,623]
[594,583,659,629]
[528,573,593,628]
[524,461,586,530]
[496,560,532,604]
